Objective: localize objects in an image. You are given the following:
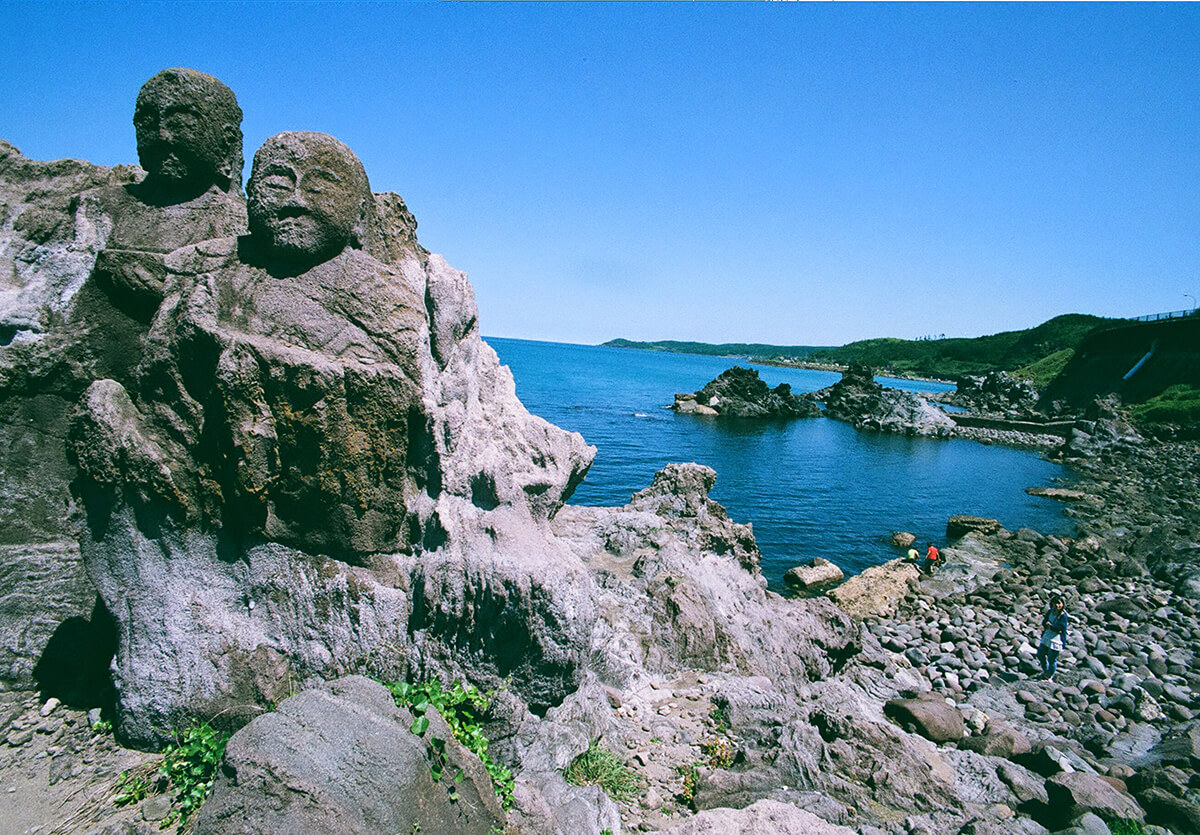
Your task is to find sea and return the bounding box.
[487,337,1075,591]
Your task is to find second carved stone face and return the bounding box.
[133,68,242,197]
[247,132,370,270]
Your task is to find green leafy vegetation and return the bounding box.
[809,314,1116,380]
[90,718,113,736]
[1129,384,1200,427]
[607,314,1119,382]
[602,338,827,362]
[385,678,515,809]
[113,722,230,828]
[1103,817,1145,835]
[1012,347,1076,388]
[709,702,728,734]
[563,740,639,802]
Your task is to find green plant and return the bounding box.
[113,761,157,807]
[385,678,514,809]
[91,718,113,736]
[709,703,728,734]
[676,762,700,806]
[1103,818,1145,835]
[700,735,735,769]
[1130,384,1200,426]
[563,741,639,803]
[113,722,230,828]
[159,722,229,826]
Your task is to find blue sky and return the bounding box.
[2,3,1198,346]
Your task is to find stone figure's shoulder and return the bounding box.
[164,236,242,277]
[338,248,425,307]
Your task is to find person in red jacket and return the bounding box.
[923,543,941,575]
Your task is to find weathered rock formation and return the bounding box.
[673,366,820,418]
[822,363,956,437]
[66,130,594,745]
[1057,394,1145,461]
[0,69,248,694]
[196,676,505,835]
[954,371,1040,419]
[784,557,845,592]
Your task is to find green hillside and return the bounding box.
[601,339,827,361]
[605,314,1121,381]
[807,314,1118,379]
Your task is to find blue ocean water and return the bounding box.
[487,337,1074,589]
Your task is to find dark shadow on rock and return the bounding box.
[33,595,117,711]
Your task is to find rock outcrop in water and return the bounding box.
[953,371,1040,419]
[673,365,820,418]
[5,70,1200,835]
[823,363,957,437]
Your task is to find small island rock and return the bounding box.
[823,364,956,437]
[673,366,820,418]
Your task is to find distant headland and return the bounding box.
[604,313,1120,386]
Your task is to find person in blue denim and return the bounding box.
[1036,593,1069,680]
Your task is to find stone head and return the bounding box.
[247,132,373,270]
[134,68,243,196]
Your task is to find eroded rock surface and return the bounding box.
[673,366,820,418]
[0,69,247,693]
[823,363,956,437]
[196,676,504,835]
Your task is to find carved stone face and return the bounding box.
[134,68,243,196]
[247,132,371,269]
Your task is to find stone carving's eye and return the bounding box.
[162,111,199,131]
[302,171,340,196]
[258,174,294,194]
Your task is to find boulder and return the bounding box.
[785,557,845,591]
[891,531,918,548]
[883,691,966,743]
[1147,721,1200,769]
[1025,487,1087,502]
[195,676,504,835]
[659,798,856,834]
[827,559,920,618]
[1136,787,1200,835]
[959,721,1032,759]
[947,516,1002,539]
[672,366,820,418]
[1044,772,1144,826]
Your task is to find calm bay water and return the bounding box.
[487,337,1074,589]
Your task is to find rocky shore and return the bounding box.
[3,69,1197,835]
[7,436,1196,834]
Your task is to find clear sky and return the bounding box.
[2,3,1199,347]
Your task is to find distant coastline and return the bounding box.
[602,314,1117,386]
